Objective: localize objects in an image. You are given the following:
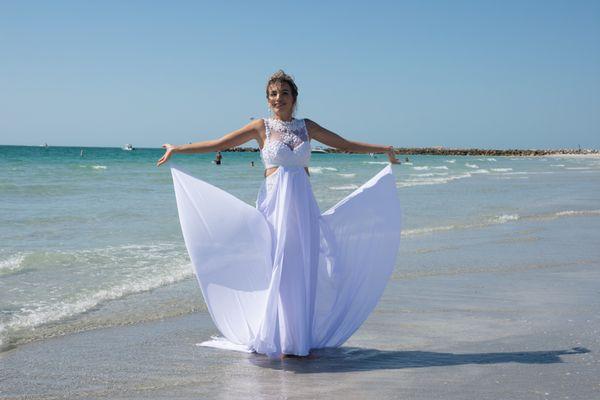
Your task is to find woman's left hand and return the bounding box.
[157,143,176,167]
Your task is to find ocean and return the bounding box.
[1,144,599,354]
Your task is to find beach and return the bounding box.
[1,146,599,399]
[1,217,598,399]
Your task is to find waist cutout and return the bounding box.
[264,166,310,178]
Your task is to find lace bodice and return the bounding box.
[261,118,311,168]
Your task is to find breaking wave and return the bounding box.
[402,209,600,238]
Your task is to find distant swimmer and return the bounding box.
[405,157,409,162]
[80,149,84,157]
[215,151,223,165]
[251,161,255,167]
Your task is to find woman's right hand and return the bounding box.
[386,146,401,164]
[156,143,176,166]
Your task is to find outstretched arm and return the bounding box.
[156,120,262,166]
[305,119,400,164]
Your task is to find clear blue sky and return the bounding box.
[1,0,598,149]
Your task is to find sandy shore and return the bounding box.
[1,263,598,399]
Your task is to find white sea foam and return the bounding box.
[329,184,359,191]
[402,210,600,237]
[402,225,457,237]
[310,166,338,174]
[471,169,490,174]
[445,159,456,163]
[0,242,195,348]
[337,173,356,178]
[492,214,520,223]
[363,161,389,165]
[410,172,449,177]
[553,210,600,217]
[403,162,413,165]
[500,171,555,175]
[433,166,449,170]
[397,173,472,188]
[412,166,430,171]
[0,261,193,343]
[80,164,108,170]
[517,209,600,222]
[550,164,565,167]
[565,167,592,170]
[0,253,26,274]
[465,163,479,169]
[403,213,520,237]
[497,176,529,180]
[491,168,513,172]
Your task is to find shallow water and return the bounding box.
[1,145,599,352]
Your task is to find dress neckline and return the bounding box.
[269,117,296,123]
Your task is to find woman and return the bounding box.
[157,70,402,359]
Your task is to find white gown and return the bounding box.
[170,118,402,358]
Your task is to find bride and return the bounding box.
[157,70,402,359]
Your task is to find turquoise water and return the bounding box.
[1,145,599,351]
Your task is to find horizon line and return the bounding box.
[2,144,598,152]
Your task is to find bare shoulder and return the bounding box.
[302,119,348,148]
[303,118,323,134]
[304,118,317,128]
[249,118,267,146]
[247,118,265,131]
[237,118,264,137]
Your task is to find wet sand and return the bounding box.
[1,269,598,398]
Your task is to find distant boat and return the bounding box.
[311,146,328,154]
[40,143,48,147]
[122,144,135,151]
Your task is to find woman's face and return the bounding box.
[267,82,295,118]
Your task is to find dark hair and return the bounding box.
[265,70,299,104]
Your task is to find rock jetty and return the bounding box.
[222,146,598,156]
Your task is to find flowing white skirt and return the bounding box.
[170,164,401,357]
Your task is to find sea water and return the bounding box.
[1,145,599,351]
